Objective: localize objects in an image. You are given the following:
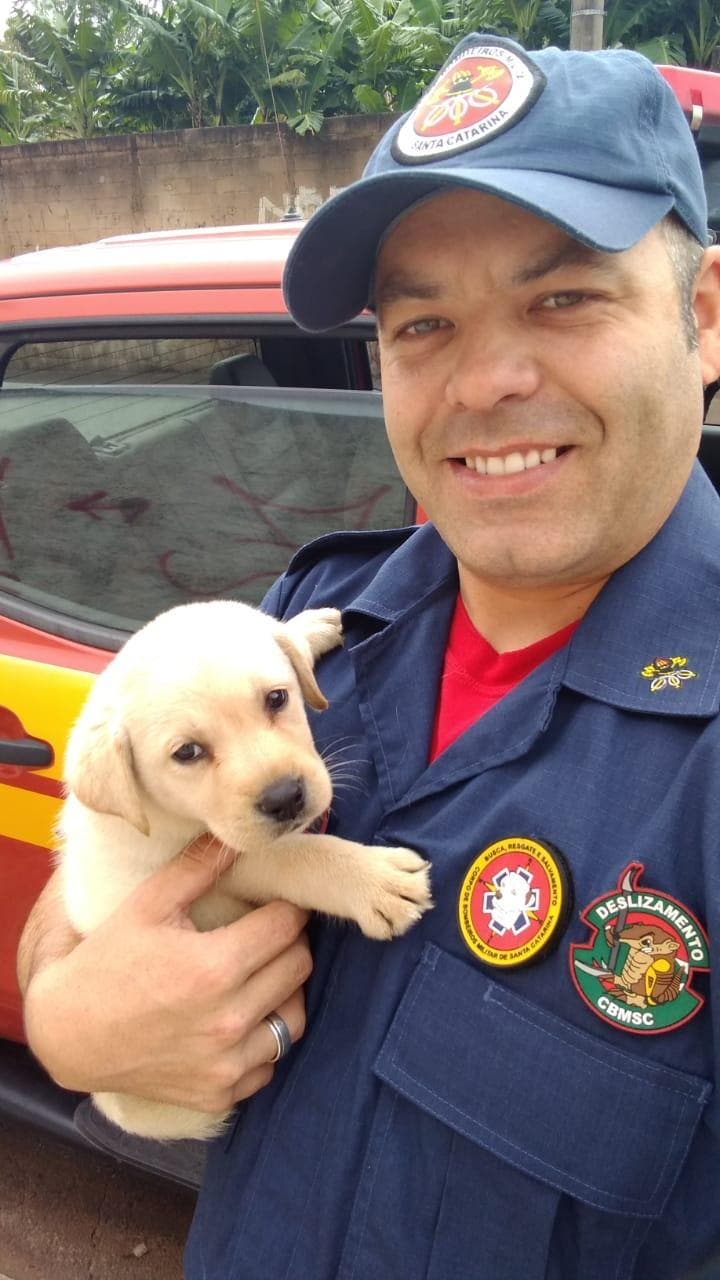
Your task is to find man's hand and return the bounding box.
[20,839,311,1113]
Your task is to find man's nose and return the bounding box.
[444,329,542,412]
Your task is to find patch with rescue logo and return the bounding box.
[458,836,572,968]
[392,36,546,165]
[571,863,709,1034]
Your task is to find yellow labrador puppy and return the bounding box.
[57,600,432,1141]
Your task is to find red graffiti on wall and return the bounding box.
[0,460,398,603]
[158,475,395,595]
[65,491,150,523]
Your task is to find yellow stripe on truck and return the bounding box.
[0,780,61,851]
[1,654,96,849]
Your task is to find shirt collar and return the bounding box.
[345,462,720,719]
[346,520,457,624]
[563,464,720,717]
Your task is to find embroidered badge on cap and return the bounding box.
[459,836,572,968]
[393,36,546,166]
[571,863,709,1034]
[641,656,697,692]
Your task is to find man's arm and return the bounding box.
[17,867,80,997]
[18,841,311,1111]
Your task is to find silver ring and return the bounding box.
[264,1011,293,1063]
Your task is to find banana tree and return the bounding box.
[491,0,567,47]
[221,0,340,133]
[685,0,720,69]
[603,0,719,67]
[261,0,357,134]
[0,51,45,142]
[4,0,137,137]
[128,0,243,127]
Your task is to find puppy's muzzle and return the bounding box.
[257,776,306,824]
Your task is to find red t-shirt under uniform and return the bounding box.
[430,596,580,761]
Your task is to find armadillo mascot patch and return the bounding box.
[571,863,709,1034]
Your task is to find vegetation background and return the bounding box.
[0,0,717,145]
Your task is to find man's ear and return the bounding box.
[64,704,150,835]
[693,246,720,387]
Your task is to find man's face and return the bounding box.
[375,189,709,593]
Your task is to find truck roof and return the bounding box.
[0,221,304,301]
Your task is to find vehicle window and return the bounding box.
[2,335,376,392]
[3,338,261,386]
[0,385,407,634]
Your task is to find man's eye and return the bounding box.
[539,292,590,310]
[266,688,289,713]
[172,742,206,763]
[402,317,449,335]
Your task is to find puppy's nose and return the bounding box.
[257,776,306,823]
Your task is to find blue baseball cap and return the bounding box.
[283,35,709,332]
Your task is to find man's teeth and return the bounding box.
[464,447,558,475]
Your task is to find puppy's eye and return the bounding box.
[172,742,206,763]
[266,688,289,713]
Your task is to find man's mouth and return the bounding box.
[458,446,571,476]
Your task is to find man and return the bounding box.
[18,34,720,1279]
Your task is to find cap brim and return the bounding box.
[283,169,674,332]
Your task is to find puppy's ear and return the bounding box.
[64,710,150,835]
[283,607,344,662]
[274,630,329,711]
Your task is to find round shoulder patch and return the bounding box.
[459,836,572,969]
[393,36,546,166]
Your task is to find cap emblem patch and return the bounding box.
[459,836,572,968]
[393,37,546,165]
[571,863,709,1034]
[641,655,697,692]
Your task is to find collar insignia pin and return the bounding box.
[641,656,697,692]
[571,863,709,1034]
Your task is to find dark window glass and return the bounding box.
[0,385,406,628]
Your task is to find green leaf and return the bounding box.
[288,107,324,133]
[633,34,687,65]
[269,68,308,87]
[353,82,387,111]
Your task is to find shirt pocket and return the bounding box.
[338,943,711,1280]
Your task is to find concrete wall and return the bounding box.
[0,114,396,258]
[4,115,718,423]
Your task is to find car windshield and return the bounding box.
[0,384,406,637]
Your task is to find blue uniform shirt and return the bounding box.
[186,463,720,1280]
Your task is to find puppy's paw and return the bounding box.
[357,847,433,941]
[296,607,344,659]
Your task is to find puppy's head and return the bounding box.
[65,601,340,848]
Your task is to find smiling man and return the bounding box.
[371,192,707,646]
[19,34,720,1280]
